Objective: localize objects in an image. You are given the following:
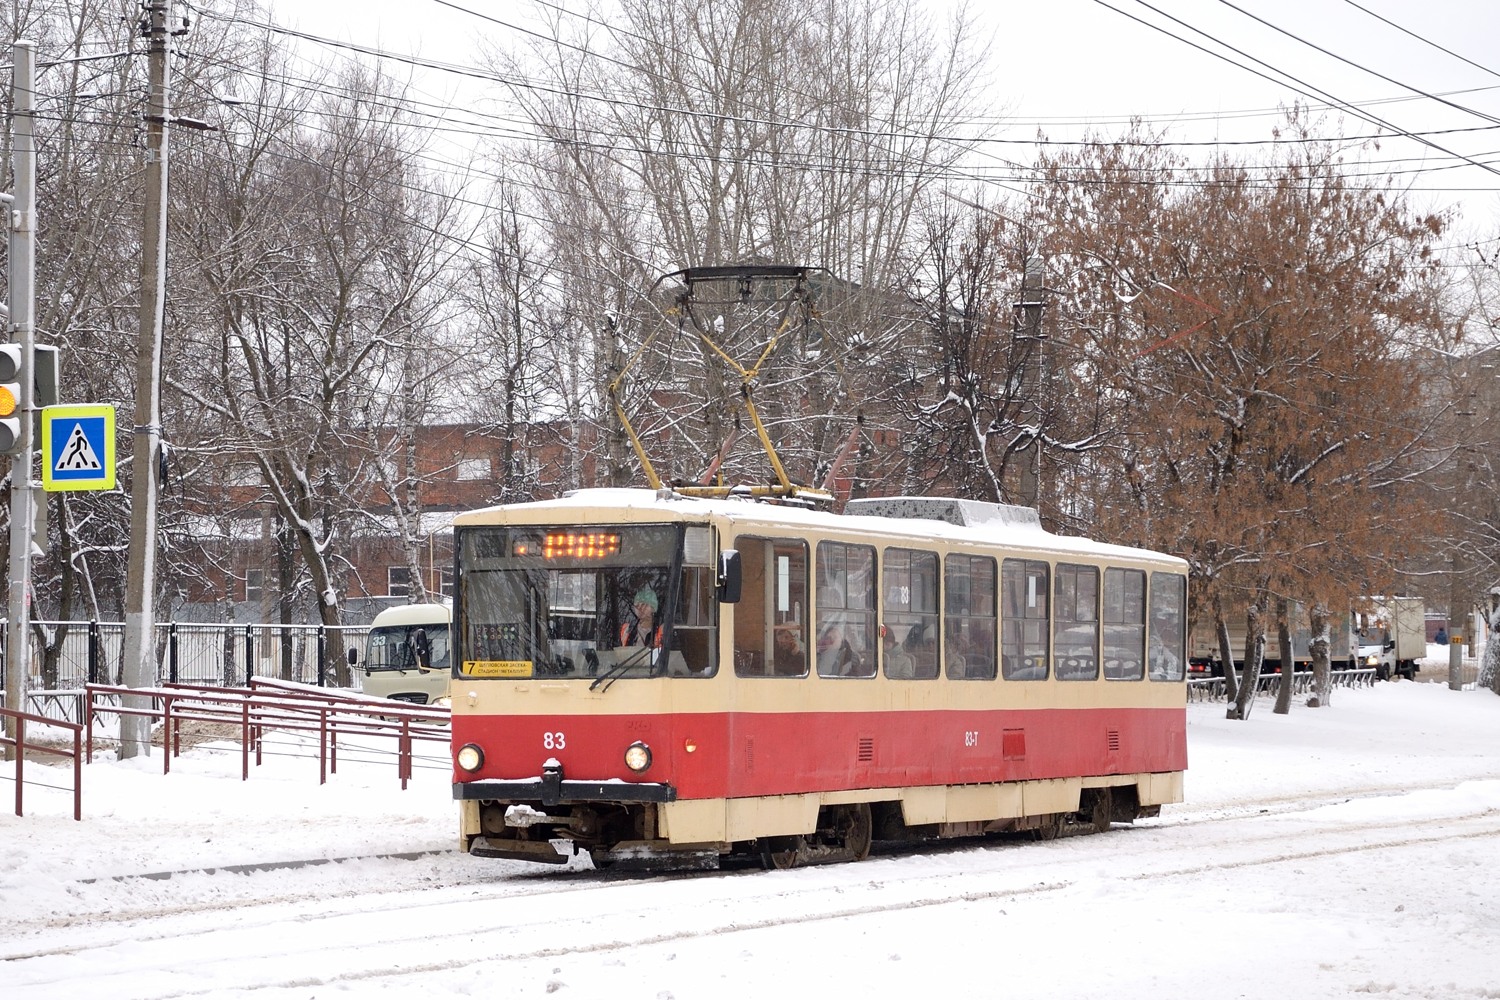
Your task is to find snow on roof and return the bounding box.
[455,488,1185,568]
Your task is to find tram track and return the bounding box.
[7,772,1493,951]
[8,792,1499,996]
[0,859,660,957]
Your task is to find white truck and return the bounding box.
[1355,597,1425,681]
[349,603,453,706]
[1188,607,1354,676]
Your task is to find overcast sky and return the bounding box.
[269,0,1500,235]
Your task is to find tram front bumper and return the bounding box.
[452,761,677,807]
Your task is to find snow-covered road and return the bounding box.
[4,682,1498,999]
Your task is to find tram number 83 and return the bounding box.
[543,732,567,750]
[963,731,979,747]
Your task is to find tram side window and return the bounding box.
[1149,571,1188,681]
[945,553,997,680]
[816,541,876,678]
[1001,558,1049,680]
[733,537,808,677]
[882,548,939,679]
[1102,567,1146,680]
[1054,563,1100,681]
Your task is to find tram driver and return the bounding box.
[620,587,663,649]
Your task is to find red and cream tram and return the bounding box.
[449,489,1188,868]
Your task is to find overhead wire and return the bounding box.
[157,4,1500,448]
[14,1,1476,497]
[168,0,1500,217]
[1338,0,1500,83]
[1091,0,1500,177]
[1211,0,1500,126]
[170,29,1500,203]
[28,3,1500,213]
[25,1,1498,288]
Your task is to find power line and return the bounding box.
[1092,0,1500,177]
[1211,0,1500,126]
[1338,0,1500,83]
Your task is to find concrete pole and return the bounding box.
[119,4,172,758]
[1448,379,1472,692]
[4,41,37,749]
[1013,258,1046,508]
[1448,569,1465,690]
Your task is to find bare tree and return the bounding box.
[171,55,459,671]
[488,0,988,491]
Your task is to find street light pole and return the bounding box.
[4,41,37,748]
[119,3,173,758]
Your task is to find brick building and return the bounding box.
[176,420,603,623]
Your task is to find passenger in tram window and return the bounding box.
[619,588,662,648]
[903,621,937,677]
[944,626,970,677]
[816,578,845,671]
[882,624,915,678]
[773,627,806,675]
[1147,628,1179,680]
[817,620,867,675]
[951,648,970,675]
[816,620,846,671]
[966,623,997,678]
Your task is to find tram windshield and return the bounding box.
[456,522,719,681]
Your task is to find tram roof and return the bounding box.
[454,489,1186,569]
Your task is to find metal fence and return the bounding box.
[7,623,1436,719]
[1187,667,1378,702]
[1,620,371,696]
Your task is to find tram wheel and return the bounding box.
[760,835,806,870]
[1086,789,1112,835]
[834,803,873,862]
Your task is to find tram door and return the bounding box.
[731,537,809,679]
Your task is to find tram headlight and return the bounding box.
[624,741,653,773]
[456,743,485,772]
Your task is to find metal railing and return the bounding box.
[2,620,372,722]
[84,678,449,790]
[1,704,83,820]
[1187,668,1378,702]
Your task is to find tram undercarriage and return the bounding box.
[460,779,1167,870]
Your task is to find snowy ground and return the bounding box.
[1417,640,1485,686]
[3,680,1499,1000]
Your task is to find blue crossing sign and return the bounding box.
[41,404,116,492]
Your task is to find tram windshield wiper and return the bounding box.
[589,646,654,692]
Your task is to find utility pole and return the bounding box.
[4,41,37,751]
[119,3,174,758]
[1448,375,1474,692]
[1012,257,1047,508]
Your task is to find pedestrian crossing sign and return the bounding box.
[41,404,116,492]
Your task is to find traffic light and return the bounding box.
[35,344,58,407]
[0,342,22,455]
[0,342,60,455]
